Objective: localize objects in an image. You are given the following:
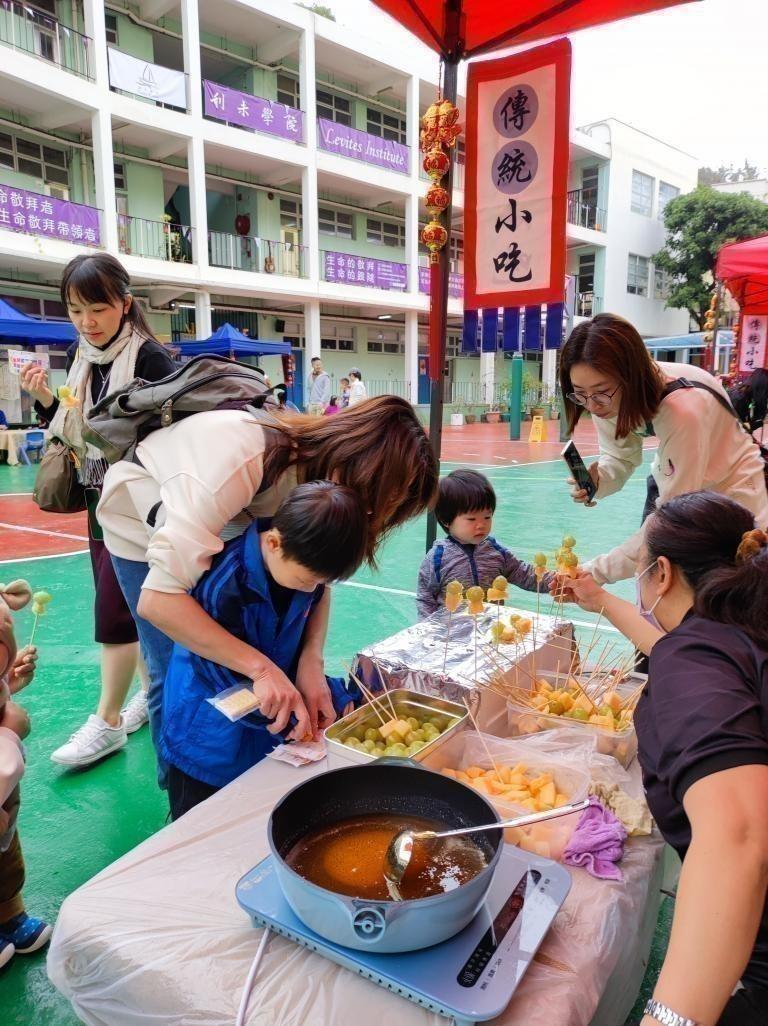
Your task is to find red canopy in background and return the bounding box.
[371,0,699,58]
[716,234,768,315]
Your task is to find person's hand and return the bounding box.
[8,645,37,695]
[1,701,30,740]
[562,572,607,613]
[294,653,336,740]
[568,462,600,506]
[19,362,54,407]
[250,662,311,741]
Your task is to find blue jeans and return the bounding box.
[111,556,174,789]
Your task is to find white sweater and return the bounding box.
[587,361,768,584]
[97,410,297,594]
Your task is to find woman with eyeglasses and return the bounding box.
[557,491,768,1026]
[559,313,768,584]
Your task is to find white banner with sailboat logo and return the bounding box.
[107,48,187,109]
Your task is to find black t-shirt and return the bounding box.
[35,337,176,420]
[636,612,768,987]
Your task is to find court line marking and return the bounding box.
[0,492,35,497]
[0,549,89,565]
[0,521,88,542]
[340,580,619,632]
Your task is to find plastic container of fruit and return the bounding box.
[324,688,468,769]
[505,671,645,768]
[421,730,590,860]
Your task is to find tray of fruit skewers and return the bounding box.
[324,688,468,768]
[505,669,645,768]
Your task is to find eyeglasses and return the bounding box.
[566,385,620,409]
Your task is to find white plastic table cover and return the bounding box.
[48,756,665,1026]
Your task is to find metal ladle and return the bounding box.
[383,799,590,901]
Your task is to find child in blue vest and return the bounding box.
[417,469,553,618]
[160,481,365,819]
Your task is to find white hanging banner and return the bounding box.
[108,48,187,110]
[739,314,768,373]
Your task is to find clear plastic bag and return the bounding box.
[422,729,591,860]
[207,683,260,722]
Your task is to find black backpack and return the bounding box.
[82,355,280,464]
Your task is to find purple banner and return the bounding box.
[0,184,100,246]
[323,251,407,291]
[204,80,304,143]
[418,266,464,299]
[317,118,409,174]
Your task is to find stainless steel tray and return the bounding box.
[325,688,468,769]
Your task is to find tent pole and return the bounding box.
[425,55,459,551]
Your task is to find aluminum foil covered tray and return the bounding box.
[352,606,575,737]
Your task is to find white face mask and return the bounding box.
[635,559,663,630]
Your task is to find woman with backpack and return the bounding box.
[97,395,438,780]
[19,254,176,768]
[560,313,768,584]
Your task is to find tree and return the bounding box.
[698,160,763,185]
[298,3,336,18]
[654,186,768,328]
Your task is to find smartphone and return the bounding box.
[561,441,597,502]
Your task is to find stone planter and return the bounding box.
[465,414,477,425]
[450,413,465,426]
[486,411,501,424]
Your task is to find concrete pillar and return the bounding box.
[405,194,420,295]
[195,291,212,339]
[304,300,321,363]
[480,349,495,404]
[187,136,208,267]
[299,25,319,281]
[406,71,420,182]
[181,0,203,118]
[90,109,118,252]
[405,309,419,404]
[542,348,558,398]
[83,0,109,85]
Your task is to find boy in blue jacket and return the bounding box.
[160,481,366,819]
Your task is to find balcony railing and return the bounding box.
[208,231,307,278]
[567,190,607,232]
[0,1,92,79]
[575,291,603,317]
[321,250,408,291]
[118,216,192,263]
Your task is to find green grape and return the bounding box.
[364,728,379,742]
[570,708,589,722]
[407,717,420,730]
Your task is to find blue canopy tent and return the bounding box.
[0,298,76,345]
[176,322,291,358]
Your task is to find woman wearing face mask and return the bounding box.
[19,254,175,768]
[560,314,768,585]
[559,491,768,1026]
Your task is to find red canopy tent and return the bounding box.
[371,0,700,546]
[716,234,768,316]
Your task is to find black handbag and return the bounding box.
[33,440,87,514]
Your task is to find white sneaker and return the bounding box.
[121,690,149,734]
[50,715,127,767]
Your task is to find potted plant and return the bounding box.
[449,398,466,427]
[486,402,502,424]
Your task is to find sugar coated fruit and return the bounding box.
[445,580,464,595]
[32,590,52,605]
[562,535,576,549]
[341,709,455,759]
[533,552,548,567]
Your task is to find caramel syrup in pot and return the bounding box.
[285,814,488,901]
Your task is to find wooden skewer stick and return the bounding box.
[462,696,502,777]
[442,609,453,675]
[346,665,388,726]
[370,655,398,721]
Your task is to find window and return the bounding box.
[321,337,355,351]
[627,253,650,296]
[449,234,463,272]
[368,330,404,354]
[319,206,353,238]
[105,13,118,45]
[114,162,126,191]
[316,89,351,126]
[277,74,300,109]
[280,198,302,230]
[366,108,406,145]
[447,334,461,357]
[581,165,599,206]
[654,266,671,300]
[366,218,405,247]
[631,170,654,216]
[658,181,680,221]
[0,134,68,186]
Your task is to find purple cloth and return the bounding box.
[563,796,627,881]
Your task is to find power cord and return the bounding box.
[235,927,271,1026]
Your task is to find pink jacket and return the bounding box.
[0,725,24,807]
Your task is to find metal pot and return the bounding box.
[268,761,503,953]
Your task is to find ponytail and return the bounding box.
[646,492,768,648]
